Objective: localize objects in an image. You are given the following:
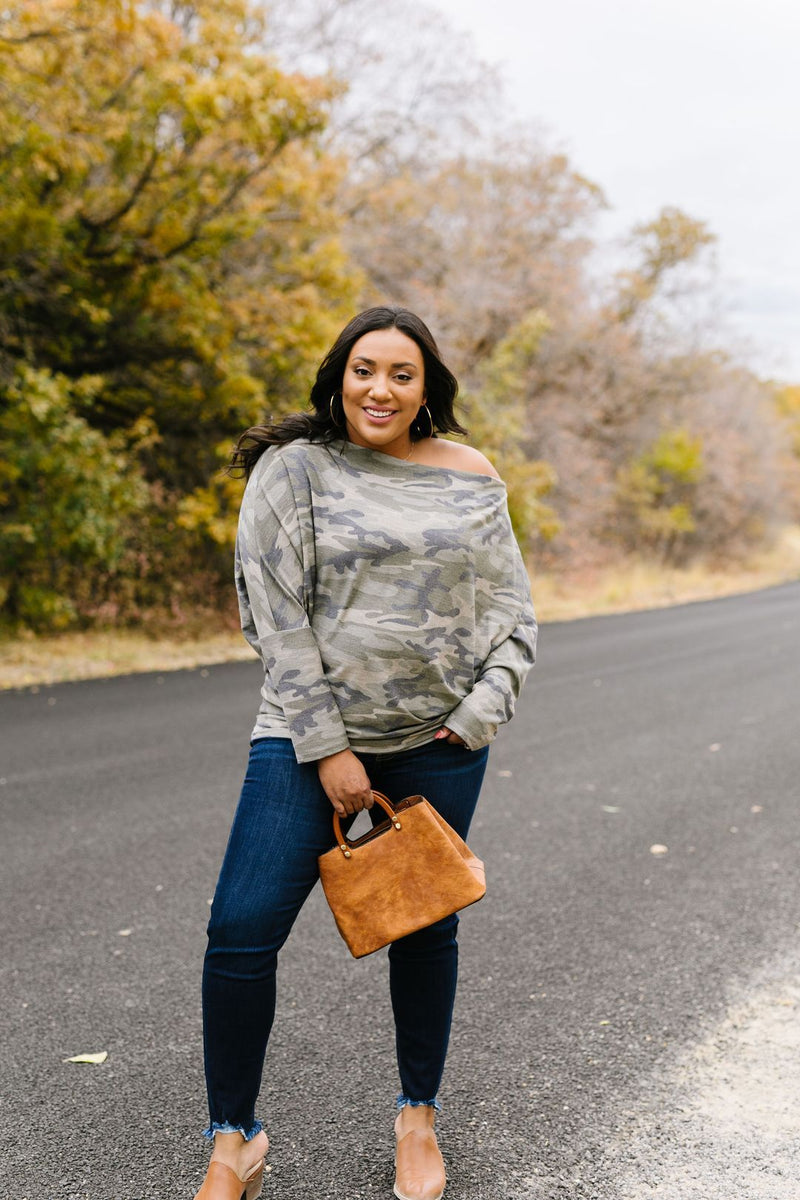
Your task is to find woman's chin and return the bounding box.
[346,424,410,455]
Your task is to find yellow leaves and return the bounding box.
[633,207,716,277]
[615,206,716,321]
[64,1050,108,1064]
[646,429,704,484]
[614,428,705,558]
[177,459,244,549]
[504,461,560,545]
[76,299,111,328]
[461,311,560,545]
[774,384,800,459]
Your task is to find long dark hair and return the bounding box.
[230,306,465,478]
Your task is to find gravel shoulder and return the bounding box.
[601,946,800,1199]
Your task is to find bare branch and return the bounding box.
[80,145,160,233]
[100,64,145,111]
[0,24,91,44]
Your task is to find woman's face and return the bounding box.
[340,328,426,457]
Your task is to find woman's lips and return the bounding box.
[363,407,396,421]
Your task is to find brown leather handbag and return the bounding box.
[317,790,486,958]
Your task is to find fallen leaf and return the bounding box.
[601,805,620,813]
[709,743,721,752]
[650,844,668,856]
[498,770,513,777]
[64,1051,108,1064]
[117,928,132,937]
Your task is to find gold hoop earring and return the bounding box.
[329,392,344,430]
[416,403,434,439]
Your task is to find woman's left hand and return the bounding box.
[434,727,466,746]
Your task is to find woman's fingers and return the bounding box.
[435,726,466,746]
[317,748,373,814]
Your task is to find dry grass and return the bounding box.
[0,629,257,690]
[532,526,800,623]
[3,527,800,690]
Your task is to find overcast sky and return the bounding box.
[431,0,799,381]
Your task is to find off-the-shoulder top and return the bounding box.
[235,438,537,762]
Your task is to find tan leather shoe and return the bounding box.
[193,1158,265,1200]
[394,1120,446,1200]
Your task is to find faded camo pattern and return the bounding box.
[235,440,537,763]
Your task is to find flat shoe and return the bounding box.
[394,1126,446,1200]
[194,1158,265,1200]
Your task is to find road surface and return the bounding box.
[1,583,799,1198]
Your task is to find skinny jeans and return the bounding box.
[202,735,489,1139]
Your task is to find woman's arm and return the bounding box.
[442,542,537,751]
[237,455,374,813]
[237,456,348,762]
[443,610,537,749]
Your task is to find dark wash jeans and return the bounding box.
[202,735,490,1139]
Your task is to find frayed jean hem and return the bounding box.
[397,1094,441,1113]
[203,1119,263,1142]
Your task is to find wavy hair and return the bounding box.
[230,306,465,478]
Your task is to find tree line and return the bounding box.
[1,0,798,632]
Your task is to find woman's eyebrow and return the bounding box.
[352,356,418,369]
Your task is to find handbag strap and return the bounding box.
[331,790,402,858]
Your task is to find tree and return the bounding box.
[0,366,150,628]
[344,140,603,378]
[463,312,558,546]
[0,0,359,626]
[613,428,704,562]
[0,0,358,486]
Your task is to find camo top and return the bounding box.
[235,438,537,763]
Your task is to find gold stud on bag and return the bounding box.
[318,790,486,959]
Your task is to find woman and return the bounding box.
[196,307,537,1200]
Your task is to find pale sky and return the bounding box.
[431,0,800,381]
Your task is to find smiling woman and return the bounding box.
[232,307,499,480]
[193,306,535,1200]
[340,327,427,457]
[233,307,469,468]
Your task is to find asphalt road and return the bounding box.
[1,583,799,1200]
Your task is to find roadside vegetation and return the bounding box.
[2,1,799,674]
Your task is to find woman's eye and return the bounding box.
[353,367,371,377]
[394,374,412,383]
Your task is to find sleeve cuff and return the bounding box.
[292,729,351,764]
[444,695,498,751]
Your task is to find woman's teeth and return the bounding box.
[364,408,394,418]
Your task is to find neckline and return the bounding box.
[331,439,507,488]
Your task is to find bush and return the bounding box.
[0,366,150,630]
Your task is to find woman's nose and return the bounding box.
[369,375,392,399]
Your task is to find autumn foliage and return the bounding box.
[0,0,797,630]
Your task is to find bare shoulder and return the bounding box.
[419,438,501,479]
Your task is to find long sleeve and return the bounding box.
[442,540,537,752]
[236,451,350,763]
[238,439,537,758]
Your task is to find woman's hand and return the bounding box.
[434,727,466,746]
[317,748,374,816]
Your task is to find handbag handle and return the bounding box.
[332,790,402,858]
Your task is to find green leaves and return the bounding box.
[0,366,149,629]
[614,429,705,561]
[0,0,356,628]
